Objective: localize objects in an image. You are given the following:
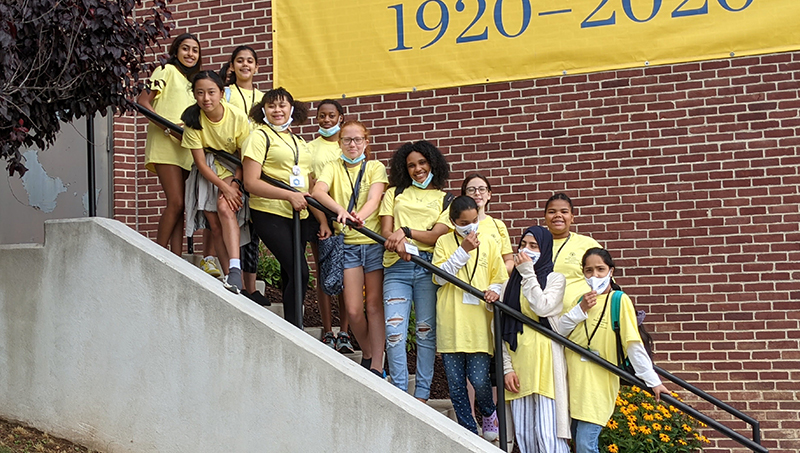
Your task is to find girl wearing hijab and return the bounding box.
[500,226,571,453]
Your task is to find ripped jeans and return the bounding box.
[383,252,437,400]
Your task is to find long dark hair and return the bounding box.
[227,45,258,85]
[251,87,308,126]
[167,33,202,80]
[180,71,225,131]
[388,140,449,191]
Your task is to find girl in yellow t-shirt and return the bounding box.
[241,87,330,328]
[180,71,250,293]
[220,45,271,305]
[461,173,514,275]
[223,45,264,122]
[557,248,668,453]
[544,193,602,310]
[137,33,201,255]
[379,140,452,401]
[312,121,388,376]
[433,196,507,440]
[308,100,352,352]
[499,226,570,453]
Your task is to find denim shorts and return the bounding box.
[343,242,384,273]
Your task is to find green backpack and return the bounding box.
[610,290,654,386]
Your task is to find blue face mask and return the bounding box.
[318,123,340,138]
[341,153,366,165]
[412,171,434,189]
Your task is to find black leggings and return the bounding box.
[251,210,315,327]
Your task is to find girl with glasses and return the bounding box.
[311,121,388,377]
[461,173,514,275]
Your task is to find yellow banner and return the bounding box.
[273,0,800,100]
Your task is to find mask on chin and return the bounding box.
[412,172,434,189]
[265,106,294,132]
[318,123,340,137]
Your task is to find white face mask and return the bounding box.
[454,222,479,238]
[521,248,540,264]
[586,275,611,293]
[265,106,294,132]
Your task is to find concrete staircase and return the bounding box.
[253,281,460,423]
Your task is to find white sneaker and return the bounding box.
[202,257,221,277]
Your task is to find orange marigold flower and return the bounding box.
[607,444,619,453]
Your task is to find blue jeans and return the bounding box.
[442,352,495,434]
[383,252,437,400]
[571,419,603,453]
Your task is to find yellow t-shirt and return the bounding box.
[479,215,513,257]
[225,85,264,125]
[553,233,601,311]
[433,232,507,354]
[181,104,250,180]
[307,136,342,180]
[317,159,388,245]
[241,126,313,219]
[566,291,641,426]
[504,289,556,401]
[144,64,195,173]
[379,186,452,268]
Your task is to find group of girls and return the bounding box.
[140,34,670,453]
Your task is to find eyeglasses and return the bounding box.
[341,137,365,146]
[465,186,488,195]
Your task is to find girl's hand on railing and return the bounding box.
[652,384,669,402]
[580,291,597,313]
[287,191,308,211]
[484,290,499,303]
[350,210,365,228]
[504,372,520,393]
[318,222,332,240]
[385,229,406,252]
[395,241,412,262]
[336,208,356,227]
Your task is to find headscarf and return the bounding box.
[501,225,555,351]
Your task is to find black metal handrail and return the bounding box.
[135,104,767,453]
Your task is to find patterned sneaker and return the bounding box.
[335,331,354,354]
[322,332,336,349]
[201,257,221,277]
[481,410,499,442]
[224,268,243,294]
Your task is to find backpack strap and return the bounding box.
[442,192,454,212]
[611,290,623,332]
[258,129,272,165]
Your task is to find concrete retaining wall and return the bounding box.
[0,218,496,452]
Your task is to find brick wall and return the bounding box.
[114,1,799,451]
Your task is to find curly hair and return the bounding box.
[387,140,449,190]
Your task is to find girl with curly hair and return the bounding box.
[379,140,452,400]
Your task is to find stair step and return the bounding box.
[181,253,204,268]
[427,399,457,422]
[256,280,266,294]
[303,326,341,341]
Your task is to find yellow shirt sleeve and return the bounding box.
[181,125,203,150]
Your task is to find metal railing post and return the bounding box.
[493,304,508,451]
[292,211,304,329]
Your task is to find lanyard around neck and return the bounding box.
[454,232,479,285]
[584,291,611,350]
[271,129,299,165]
[553,233,572,264]
[235,84,255,115]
